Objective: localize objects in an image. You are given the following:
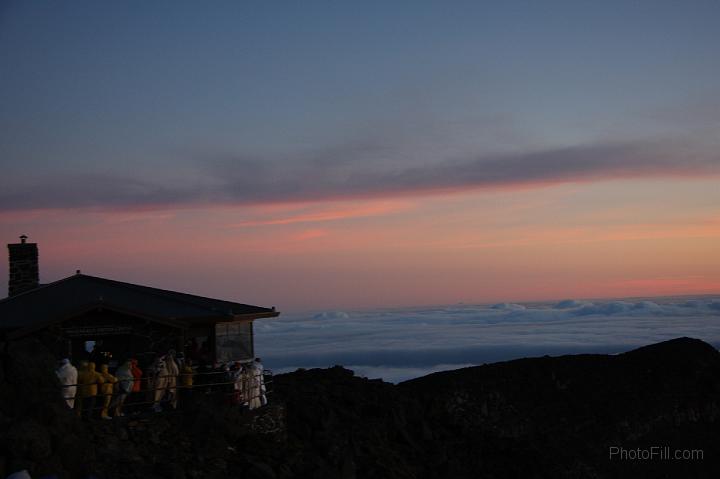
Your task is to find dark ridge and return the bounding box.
[1,337,719,478]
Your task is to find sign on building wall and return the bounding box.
[62,325,134,337]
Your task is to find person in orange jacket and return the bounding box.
[75,361,104,419]
[121,358,143,414]
[98,364,117,419]
[130,358,143,393]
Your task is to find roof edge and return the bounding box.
[1,273,278,314]
[0,274,80,305]
[72,274,277,313]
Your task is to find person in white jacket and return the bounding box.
[113,359,134,416]
[255,358,267,406]
[55,358,78,408]
[151,354,169,412]
[165,351,180,409]
[248,358,266,409]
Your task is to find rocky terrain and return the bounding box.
[1,337,719,478]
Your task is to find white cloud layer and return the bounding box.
[255,296,720,383]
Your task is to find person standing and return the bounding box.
[179,358,194,407]
[130,358,143,392]
[230,362,245,406]
[98,364,117,419]
[55,358,78,408]
[247,359,265,409]
[253,358,267,406]
[113,359,134,417]
[125,358,142,414]
[165,350,180,409]
[151,354,169,412]
[76,361,104,419]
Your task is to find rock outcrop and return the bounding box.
[1,337,719,478]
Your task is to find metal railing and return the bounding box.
[60,369,274,418]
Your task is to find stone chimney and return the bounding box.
[8,235,39,297]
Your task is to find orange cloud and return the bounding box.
[231,200,412,226]
[602,276,720,297]
[293,229,329,241]
[448,219,720,251]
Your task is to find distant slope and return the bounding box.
[396,337,720,477]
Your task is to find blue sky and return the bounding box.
[1,1,719,309]
[3,0,719,185]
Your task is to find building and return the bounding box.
[0,236,279,367]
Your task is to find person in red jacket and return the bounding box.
[130,358,143,392]
[127,358,143,413]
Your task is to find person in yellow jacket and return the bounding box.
[75,361,104,419]
[179,358,194,407]
[99,364,117,419]
[180,358,194,388]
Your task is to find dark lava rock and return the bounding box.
[1,337,719,478]
[399,337,720,478]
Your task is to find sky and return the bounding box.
[1,1,719,311]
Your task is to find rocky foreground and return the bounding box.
[2,337,720,478]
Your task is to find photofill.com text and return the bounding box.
[609,446,703,461]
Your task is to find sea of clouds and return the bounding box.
[254,296,720,383]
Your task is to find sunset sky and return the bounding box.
[1,1,719,310]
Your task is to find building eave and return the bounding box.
[183,310,280,327]
[6,302,189,340]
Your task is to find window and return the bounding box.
[215,321,253,362]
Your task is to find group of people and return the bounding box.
[55,356,149,419]
[225,358,267,409]
[55,352,267,419]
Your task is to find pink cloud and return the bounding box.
[231,200,412,226]
[293,229,329,241]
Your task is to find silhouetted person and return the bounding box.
[76,361,104,419]
[180,358,194,406]
[88,341,104,365]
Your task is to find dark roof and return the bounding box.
[0,274,278,335]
